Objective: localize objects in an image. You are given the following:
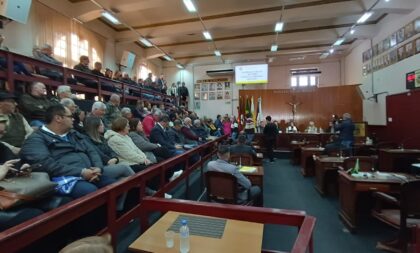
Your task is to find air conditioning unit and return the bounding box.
[206,69,234,76]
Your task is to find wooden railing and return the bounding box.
[140,197,316,253]
[0,134,316,253]
[0,49,175,106]
[0,136,225,252]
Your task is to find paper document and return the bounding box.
[239,166,257,173]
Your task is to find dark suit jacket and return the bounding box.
[230,144,256,156]
[149,124,176,151]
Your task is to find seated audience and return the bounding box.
[103,94,121,128]
[191,119,208,141]
[150,115,184,156]
[20,104,116,199]
[19,82,55,127]
[181,117,201,143]
[286,121,298,133]
[91,62,104,77]
[205,118,222,137]
[132,100,145,120]
[230,134,256,156]
[104,68,113,79]
[73,55,97,88]
[121,107,133,120]
[142,108,161,137]
[167,119,195,146]
[305,121,317,133]
[90,101,107,119]
[0,92,33,154]
[207,145,261,204]
[33,44,64,81]
[104,117,153,172]
[83,116,134,180]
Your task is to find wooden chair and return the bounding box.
[338,156,377,172]
[372,180,420,253]
[205,171,253,206]
[230,153,254,166]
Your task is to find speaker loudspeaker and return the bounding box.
[120,51,136,70]
[0,0,32,24]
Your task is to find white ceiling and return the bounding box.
[41,0,418,67]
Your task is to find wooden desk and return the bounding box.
[242,166,264,189]
[129,211,264,253]
[338,171,415,232]
[300,147,325,177]
[378,148,420,172]
[314,156,346,196]
[254,153,263,166]
[290,141,306,165]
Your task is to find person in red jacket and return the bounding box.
[142,108,162,137]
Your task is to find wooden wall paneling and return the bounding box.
[239,85,362,132]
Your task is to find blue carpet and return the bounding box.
[262,158,396,253]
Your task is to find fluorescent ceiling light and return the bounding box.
[350,29,355,34]
[333,38,345,46]
[176,64,184,69]
[202,31,212,40]
[320,53,329,59]
[357,12,373,24]
[139,37,153,47]
[271,44,278,52]
[183,0,197,12]
[214,50,221,56]
[163,55,173,61]
[329,48,335,54]
[101,11,121,25]
[274,22,284,32]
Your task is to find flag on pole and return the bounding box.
[251,96,255,130]
[245,96,250,115]
[257,97,264,132]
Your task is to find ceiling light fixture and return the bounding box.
[214,50,222,57]
[274,22,284,32]
[329,48,335,54]
[202,31,212,40]
[101,11,121,25]
[271,44,278,52]
[139,37,153,47]
[183,0,197,12]
[176,64,184,69]
[333,38,345,46]
[163,55,173,61]
[350,29,355,34]
[357,12,373,24]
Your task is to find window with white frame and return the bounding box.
[54,34,67,58]
[290,68,320,87]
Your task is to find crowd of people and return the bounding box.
[0,84,263,236]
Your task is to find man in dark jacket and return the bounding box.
[324,113,355,155]
[230,134,256,156]
[150,115,184,156]
[263,116,278,163]
[20,104,115,199]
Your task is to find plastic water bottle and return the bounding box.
[179,219,190,253]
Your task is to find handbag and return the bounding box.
[0,172,57,210]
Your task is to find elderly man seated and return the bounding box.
[207,145,261,204]
[230,134,256,156]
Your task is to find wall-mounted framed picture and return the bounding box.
[416,38,420,54]
[383,37,390,51]
[415,18,420,34]
[209,92,216,100]
[224,91,231,100]
[224,82,231,89]
[217,91,223,100]
[405,22,415,39]
[217,82,223,90]
[398,46,405,61]
[201,92,208,100]
[194,91,200,100]
[406,41,414,57]
[194,83,201,90]
[390,33,397,48]
[397,28,405,43]
[201,83,208,91]
[209,83,216,91]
